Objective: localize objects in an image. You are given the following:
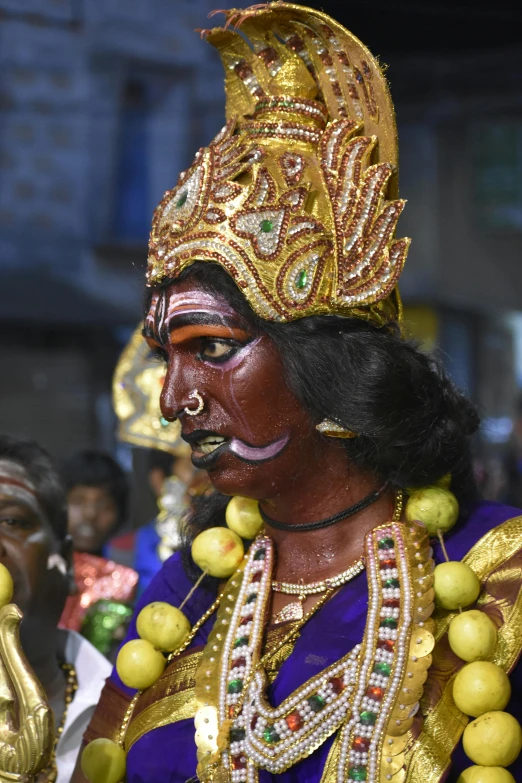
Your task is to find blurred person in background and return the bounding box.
[63,450,128,558]
[134,448,208,595]
[60,451,138,659]
[0,435,111,781]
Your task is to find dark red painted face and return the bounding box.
[144,278,319,499]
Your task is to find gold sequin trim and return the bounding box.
[404,515,522,782]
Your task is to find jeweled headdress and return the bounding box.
[147,2,410,326]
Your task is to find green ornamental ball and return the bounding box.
[81,738,126,783]
[0,563,14,609]
[433,561,481,610]
[136,602,191,652]
[116,639,166,690]
[191,527,245,579]
[405,486,459,535]
[225,496,264,539]
[448,610,497,662]
[463,711,522,767]
[457,766,516,783]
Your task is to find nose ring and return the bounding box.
[184,389,204,417]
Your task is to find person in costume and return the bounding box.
[0,435,112,782]
[71,5,522,783]
[59,451,138,657]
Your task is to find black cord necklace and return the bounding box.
[259,482,389,532]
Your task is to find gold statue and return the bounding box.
[0,605,53,782]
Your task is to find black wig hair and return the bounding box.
[61,450,129,530]
[0,434,68,541]
[146,262,480,581]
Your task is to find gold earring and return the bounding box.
[316,419,357,438]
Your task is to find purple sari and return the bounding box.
[100,501,522,783]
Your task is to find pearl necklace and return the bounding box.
[270,491,403,624]
[271,559,365,624]
[195,521,425,783]
[272,558,365,595]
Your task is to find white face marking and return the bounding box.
[146,289,240,339]
[46,553,67,574]
[0,460,39,515]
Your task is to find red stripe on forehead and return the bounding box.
[0,476,37,496]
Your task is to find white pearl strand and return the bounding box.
[221,538,274,782]
[272,558,365,596]
[220,525,418,783]
[367,525,412,783]
[240,651,360,773]
[337,526,406,782]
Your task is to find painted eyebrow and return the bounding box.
[167,311,246,331]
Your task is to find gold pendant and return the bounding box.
[274,596,305,624]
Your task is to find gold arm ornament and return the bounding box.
[0,605,54,782]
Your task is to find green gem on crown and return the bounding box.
[260,219,273,233]
[295,269,308,289]
[383,578,400,589]
[378,537,395,549]
[348,766,368,781]
[359,710,377,726]
[307,694,326,712]
[227,679,243,694]
[233,636,249,648]
[373,662,391,676]
[380,617,398,629]
[263,725,281,744]
[176,192,187,208]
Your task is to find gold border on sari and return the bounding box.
[125,650,202,751]
[404,514,522,782]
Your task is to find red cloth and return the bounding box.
[59,551,138,632]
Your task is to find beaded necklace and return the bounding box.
[270,491,403,624]
[194,518,435,783]
[38,662,78,783]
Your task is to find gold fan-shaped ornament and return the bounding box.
[147,2,409,327]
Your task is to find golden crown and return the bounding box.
[113,325,190,456]
[146,2,410,326]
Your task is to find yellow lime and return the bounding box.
[192,527,244,579]
[0,563,14,609]
[116,639,166,690]
[81,738,126,783]
[448,610,497,662]
[136,602,191,652]
[433,561,481,610]
[453,661,511,717]
[405,486,459,535]
[457,767,515,783]
[463,711,522,767]
[225,496,263,539]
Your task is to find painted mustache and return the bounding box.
[182,430,289,468]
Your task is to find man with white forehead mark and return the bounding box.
[0,435,111,782]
